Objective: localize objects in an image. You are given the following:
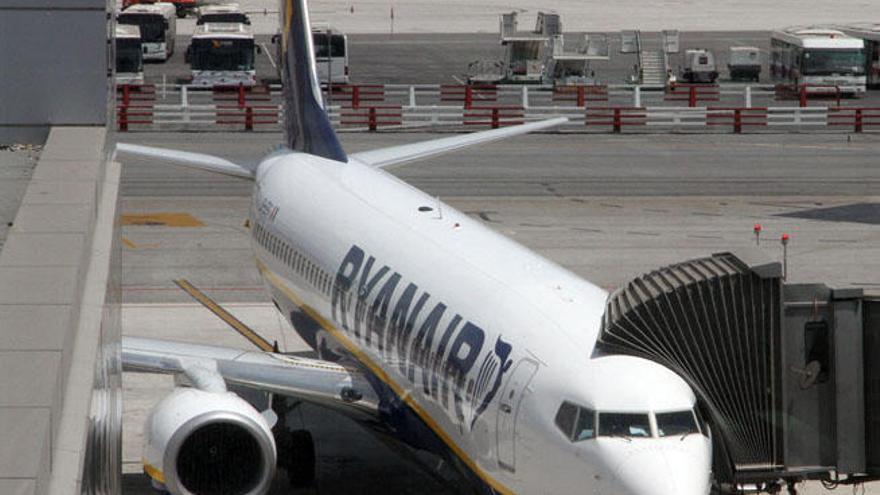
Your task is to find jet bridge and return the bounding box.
[597,251,880,493]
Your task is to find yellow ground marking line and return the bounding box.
[121,236,160,249]
[122,212,205,227]
[173,279,275,353]
[254,259,514,495]
[143,461,165,483]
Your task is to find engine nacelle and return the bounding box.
[143,387,276,495]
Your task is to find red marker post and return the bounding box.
[753,223,762,245]
[781,233,790,280]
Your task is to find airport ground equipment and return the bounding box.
[771,27,867,96]
[544,34,609,86]
[196,3,250,25]
[833,24,880,88]
[493,11,568,84]
[312,27,350,85]
[118,2,177,61]
[680,48,720,83]
[186,22,258,87]
[115,24,145,86]
[597,250,880,493]
[728,47,762,82]
[123,0,197,18]
[623,30,679,89]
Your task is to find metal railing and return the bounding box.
[115,83,880,133]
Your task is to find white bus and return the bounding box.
[770,27,866,95]
[312,28,350,85]
[118,3,176,62]
[115,24,144,85]
[186,22,258,87]
[196,3,251,25]
[834,24,880,88]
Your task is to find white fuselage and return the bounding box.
[248,150,712,494]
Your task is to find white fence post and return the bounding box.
[409,85,416,107]
[634,86,641,107]
[181,85,190,123]
[522,86,529,109]
[745,86,752,108]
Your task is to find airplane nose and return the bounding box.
[613,448,710,495]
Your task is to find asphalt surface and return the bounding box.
[116,132,880,199]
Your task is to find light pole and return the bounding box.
[326,28,332,107]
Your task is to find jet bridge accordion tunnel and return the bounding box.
[596,251,880,492]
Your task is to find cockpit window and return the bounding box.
[656,410,700,437]
[573,408,596,441]
[598,412,651,438]
[555,402,596,442]
[555,402,578,439]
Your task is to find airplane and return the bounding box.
[116,0,713,493]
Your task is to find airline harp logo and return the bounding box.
[469,337,513,429]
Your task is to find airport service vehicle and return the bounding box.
[123,0,198,18]
[116,0,712,493]
[680,48,719,83]
[115,24,144,85]
[312,27,350,85]
[728,46,761,82]
[185,22,258,87]
[118,2,176,62]
[771,27,866,95]
[196,3,250,25]
[834,24,880,87]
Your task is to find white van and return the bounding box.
[680,49,719,83]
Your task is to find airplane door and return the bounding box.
[496,359,539,472]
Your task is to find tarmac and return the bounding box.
[115,130,879,494]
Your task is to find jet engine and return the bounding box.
[143,387,277,495]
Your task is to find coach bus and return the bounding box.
[834,24,880,88]
[186,22,258,87]
[115,24,144,85]
[312,27,350,85]
[122,0,197,18]
[117,2,176,62]
[770,27,866,95]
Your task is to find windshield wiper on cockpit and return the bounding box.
[609,431,632,442]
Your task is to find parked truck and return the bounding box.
[680,48,719,83]
[728,46,762,82]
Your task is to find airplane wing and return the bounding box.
[350,117,568,169]
[115,143,256,179]
[123,336,379,416]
